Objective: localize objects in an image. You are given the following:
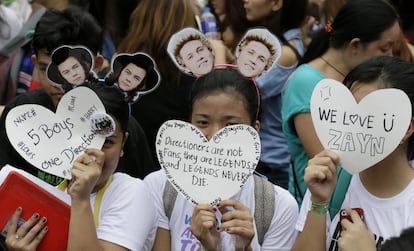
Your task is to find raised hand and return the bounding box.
[304,149,340,203]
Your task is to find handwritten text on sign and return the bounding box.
[6,87,106,179]
[310,79,412,174]
[156,120,261,205]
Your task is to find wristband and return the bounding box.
[309,201,329,214]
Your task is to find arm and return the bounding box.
[151,228,171,251]
[291,150,339,251]
[67,149,128,251]
[294,112,324,159]
[210,39,228,65]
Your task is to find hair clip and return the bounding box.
[325,21,333,34]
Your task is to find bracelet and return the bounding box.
[200,246,208,251]
[309,201,329,214]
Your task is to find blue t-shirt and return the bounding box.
[281,64,325,206]
[256,28,305,172]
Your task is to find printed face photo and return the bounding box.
[236,40,271,78]
[118,63,147,92]
[57,56,86,86]
[179,40,214,76]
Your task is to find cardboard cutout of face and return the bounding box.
[167,27,281,79]
[47,45,96,88]
[167,27,215,77]
[235,28,282,78]
[106,52,161,103]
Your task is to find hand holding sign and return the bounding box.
[156,120,261,205]
[5,87,106,179]
[310,79,412,174]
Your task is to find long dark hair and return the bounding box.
[190,68,260,125]
[344,56,414,157]
[299,0,399,64]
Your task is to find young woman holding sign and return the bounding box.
[5,83,157,251]
[292,56,414,251]
[145,68,298,251]
[282,0,401,206]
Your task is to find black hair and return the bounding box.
[189,68,260,125]
[84,82,129,134]
[32,6,103,55]
[299,0,399,64]
[254,0,308,39]
[343,56,414,157]
[379,227,414,251]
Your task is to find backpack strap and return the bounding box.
[162,175,276,246]
[253,175,275,246]
[328,167,352,220]
[163,181,178,219]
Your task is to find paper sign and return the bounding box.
[5,87,106,179]
[156,120,261,205]
[310,79,412,174]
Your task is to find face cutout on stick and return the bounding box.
[106,52,161,103]
[167,27,215,77]
[167,27,281,79]
[47,45,96,89]
[235,28,281,78]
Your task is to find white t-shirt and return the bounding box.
[91,172,158,251]
[144,170,298,251]
[296,175,414,251]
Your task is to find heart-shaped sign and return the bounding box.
[310,79,412,174]
[156,120,261,205]
[6,87,106,179]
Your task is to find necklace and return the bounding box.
[320,56,345,77]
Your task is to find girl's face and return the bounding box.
[118,63,147,92]
[94,118,125,190]
[191,92,258,140]
[243,0,282,22]
[352,22,401,68]
[58,56,86,86]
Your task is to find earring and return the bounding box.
[400,139,405,145]
[120,150,124,157]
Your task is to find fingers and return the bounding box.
[305,149,339,183]
[74,148,104,168]
[216,200,253,232]
[341,208,364,230]
[190,204,218,242]
[5,208,48,250]
[5,207,22,240]
[191,204,216,229]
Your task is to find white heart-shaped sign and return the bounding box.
[156,120,261,205]
[310,79,412,174]
[6,87,106,179]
